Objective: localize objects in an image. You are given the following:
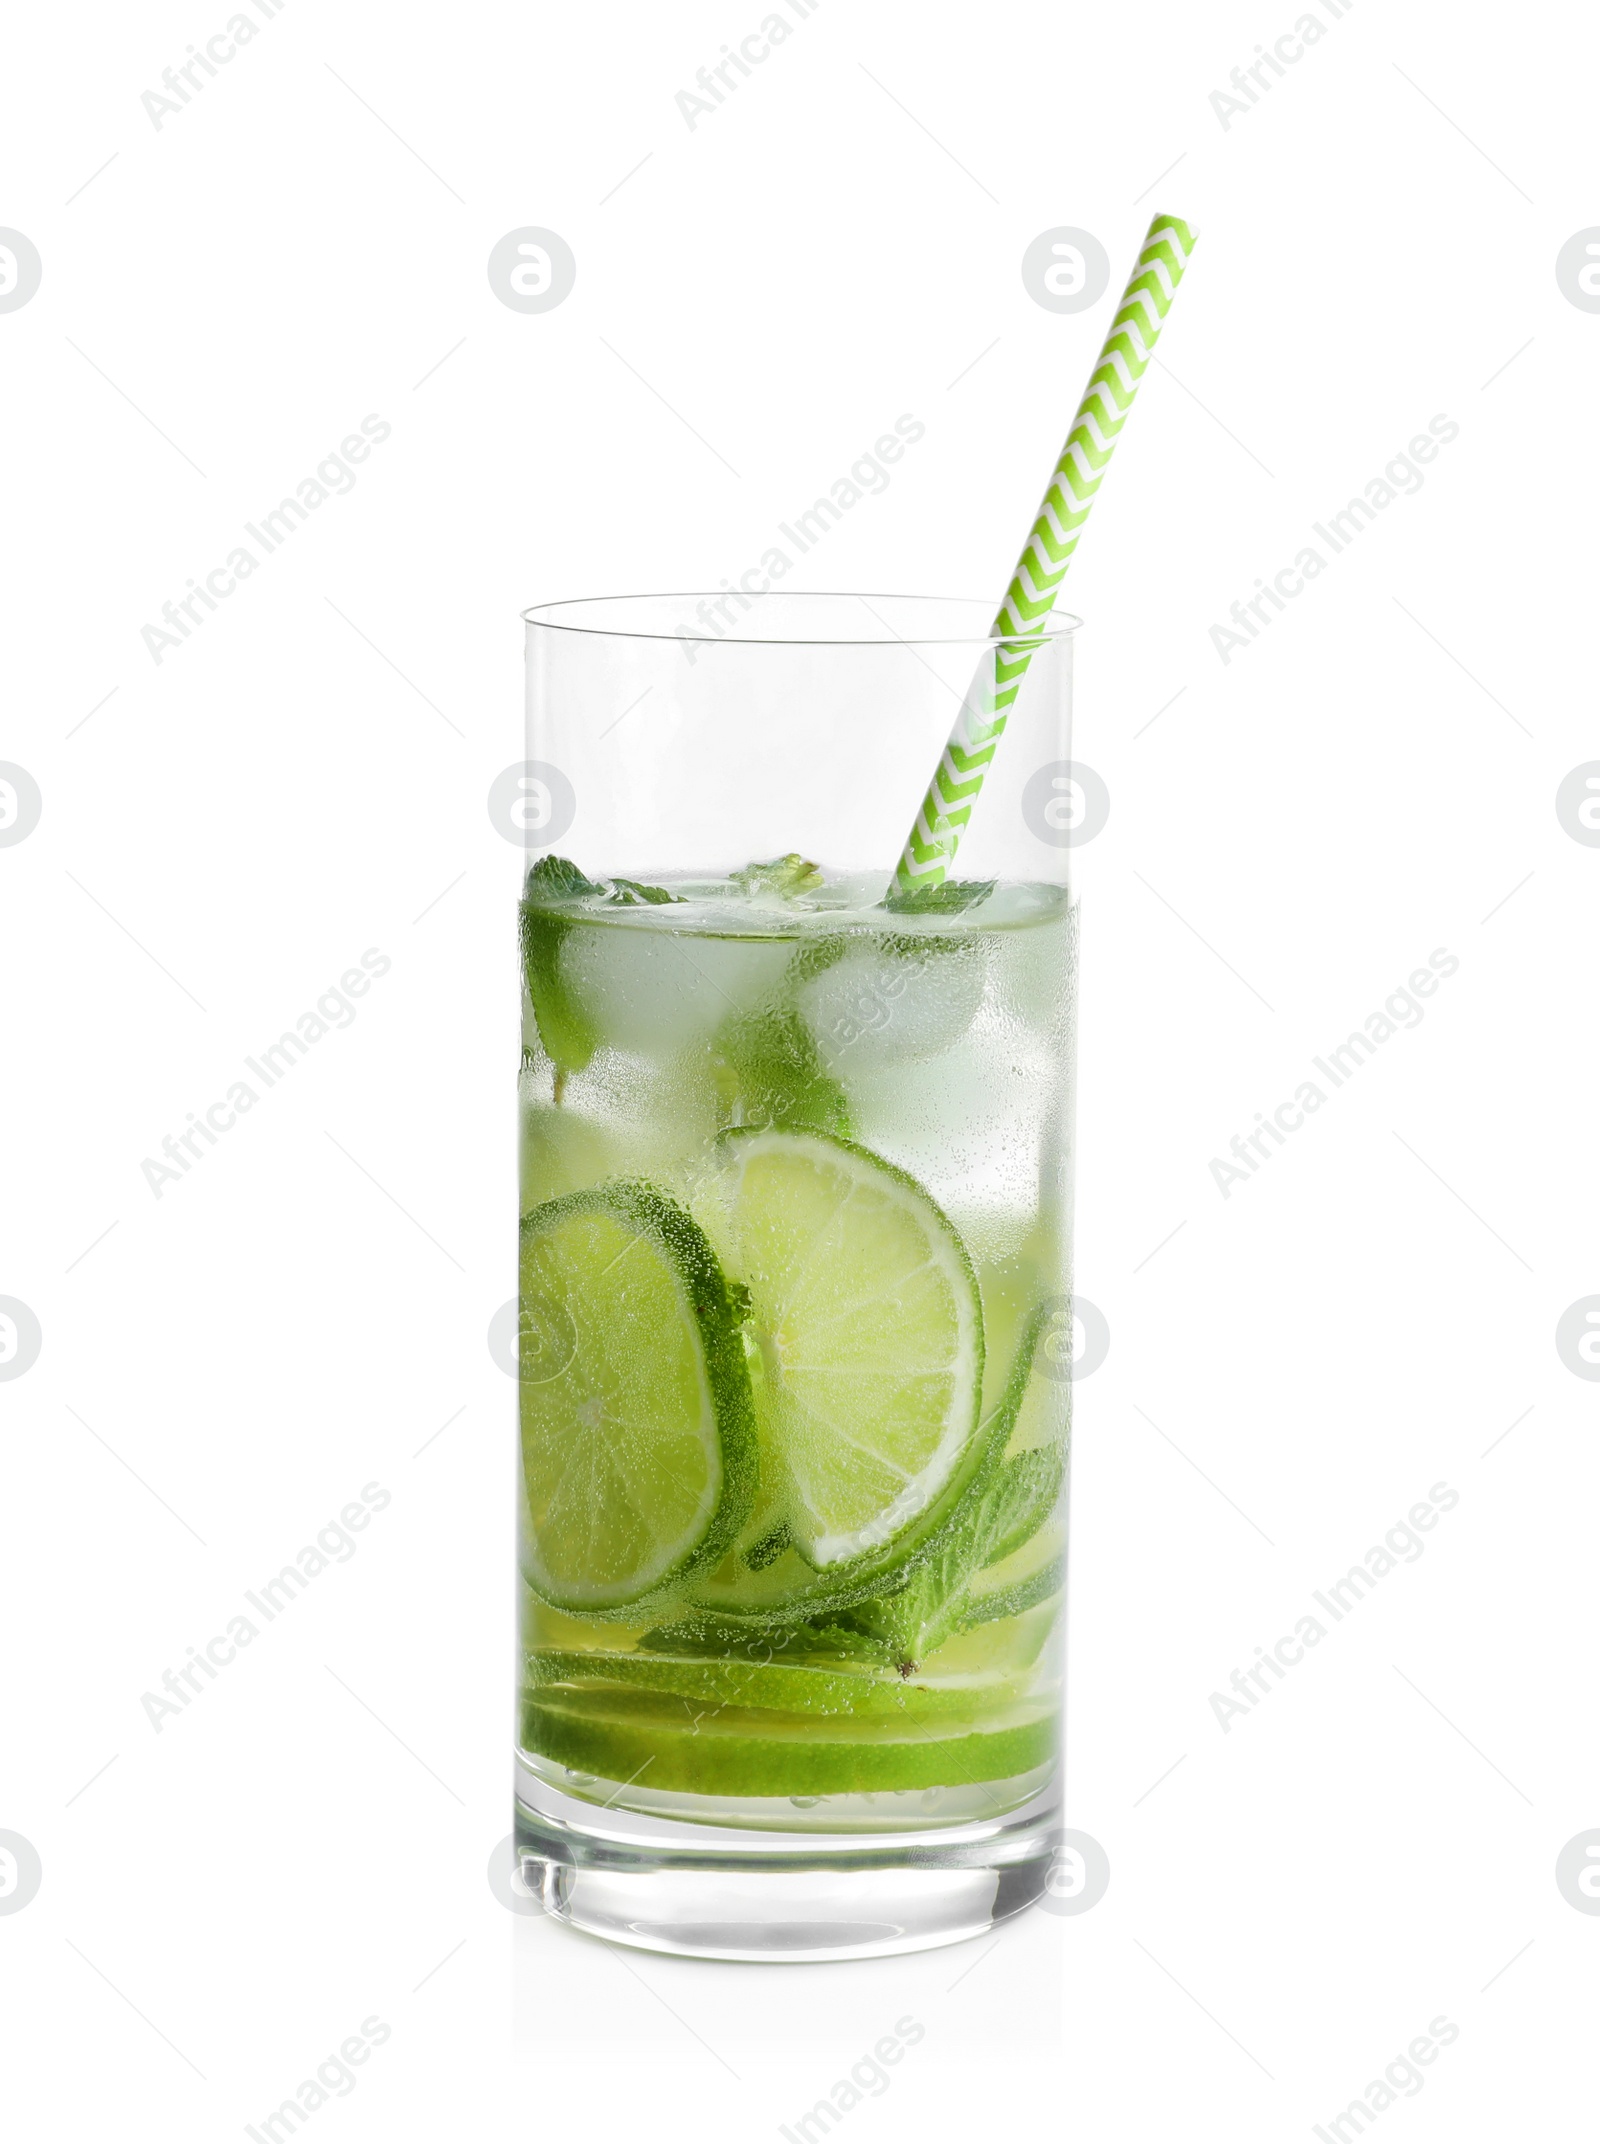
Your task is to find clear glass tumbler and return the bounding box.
[513,591,1079,1961]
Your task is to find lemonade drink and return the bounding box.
[516,854,1075,1828]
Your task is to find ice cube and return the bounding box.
[842,1025,1054,1266]
[796,936,986,1076]
[558,923,793,1060]
[519,1091,626,1209]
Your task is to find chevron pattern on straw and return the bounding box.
[889,213,1197,902]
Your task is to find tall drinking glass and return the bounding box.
[513,592,1079,1960]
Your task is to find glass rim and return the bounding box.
[520,590,1083,649]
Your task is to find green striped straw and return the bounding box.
[889,211,1198,902]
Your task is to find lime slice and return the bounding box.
[711,1128,985,1576]
[526,1646,995,1720]
[521,1684,1054,1795]
[518,1181,755,1612]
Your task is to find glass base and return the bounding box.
[514,1757,1061,1962]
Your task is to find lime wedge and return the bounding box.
[711,1128,985,1576]
[518,1182,755,1612]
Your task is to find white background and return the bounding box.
[3,0,1597,2136]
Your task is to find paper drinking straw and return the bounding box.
[889,212,1198,902]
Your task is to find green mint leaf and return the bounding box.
[732,853,825,899]
[716,998,852,1137]
[956,1552,1065,1634]
[524,855,603,903]
[742,1521,793,1571]
[634,1613,889,1667]
[607,877,684,906]
[882,878,996,916]
[518,906,598,1076]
